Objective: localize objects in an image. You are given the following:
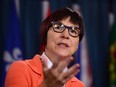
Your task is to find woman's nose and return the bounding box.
[60,29,69,39]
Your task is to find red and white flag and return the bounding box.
[72,3,93,87]
[40,0,51,54]
[42,0,51,20]
[80,36,93,87]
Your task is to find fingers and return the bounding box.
[51,57,80,83]
[52,57,73,74]
[57,63,80,82]
[42,56,80,87]
[52,63,80,86]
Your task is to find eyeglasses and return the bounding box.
[51,21,80,37]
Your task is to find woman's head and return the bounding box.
[40,7,84,54]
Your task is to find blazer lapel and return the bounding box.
[25,54,43,75]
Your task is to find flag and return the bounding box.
[72,3,93,87]
[109,22,116,87]
[80,36,93,87]
[42,0,51,20]
[1,0,23,86]
[40,0,51,54]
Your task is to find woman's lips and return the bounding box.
[57,43,69,47]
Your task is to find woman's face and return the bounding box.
[45,17,79,60]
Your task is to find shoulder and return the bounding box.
[5,60,30,86]
[8,54,41,73]
[5,54,42,87]
[6,54,42,78]
[10,60,27,68]
[6,60,30,78]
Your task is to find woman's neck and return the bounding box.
[45,49,61,64]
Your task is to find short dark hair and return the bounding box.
[40,7,84,52]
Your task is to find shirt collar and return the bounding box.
[40,52,68,72]
[40,52,53,69]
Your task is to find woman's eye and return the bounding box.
[71,30,77,34]
[54,24,61,29]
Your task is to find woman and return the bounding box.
[5,7,85,87]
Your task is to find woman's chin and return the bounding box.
[55,52,71,59]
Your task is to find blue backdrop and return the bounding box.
[0,0,115,87]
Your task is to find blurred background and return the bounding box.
[0,0,116,87]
